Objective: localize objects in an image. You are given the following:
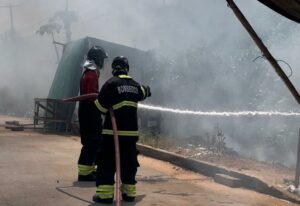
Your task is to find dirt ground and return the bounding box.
[141,135,295,190]
[139,156,298,206]
[0,115,299,206]
[200,153,294,186]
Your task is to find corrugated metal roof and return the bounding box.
[258,0,300,23]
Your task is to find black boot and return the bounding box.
[122,193,135,202]
[93,194,113,204]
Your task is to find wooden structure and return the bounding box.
[34,98,71,132]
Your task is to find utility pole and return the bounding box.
[0,1,20,38]
[0,0,20,73]
[50,0,78,43]
[64,0,71,42]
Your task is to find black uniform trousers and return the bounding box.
[96,134,139,186]
[78,102,102,166]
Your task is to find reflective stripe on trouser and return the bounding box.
[102,129,139,136]
[96,135,139,186]
[78,164,96,176]
[95,185,114,199]
[121,184,136,197]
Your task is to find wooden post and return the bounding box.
[295,128,300,188]
[226,0,300,105]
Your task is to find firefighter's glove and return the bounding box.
[145,86,151,97]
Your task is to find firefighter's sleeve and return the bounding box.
[94,83,111,114]
[139,85,151,101]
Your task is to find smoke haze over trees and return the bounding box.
[0,0,300,166]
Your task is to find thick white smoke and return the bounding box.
[0,0,300,166]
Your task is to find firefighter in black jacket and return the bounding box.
[77,46,107,181]
[93,56,151,203]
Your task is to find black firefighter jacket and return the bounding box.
[94,74,150,137]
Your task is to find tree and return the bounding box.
[36,22,61,62]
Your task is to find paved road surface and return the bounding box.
[0,127,297,206]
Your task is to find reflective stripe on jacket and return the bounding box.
[94,75,148,136]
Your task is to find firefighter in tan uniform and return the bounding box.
[93,56,151,203]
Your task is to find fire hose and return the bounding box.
[109,108,122,206]
[63,94,122,205]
